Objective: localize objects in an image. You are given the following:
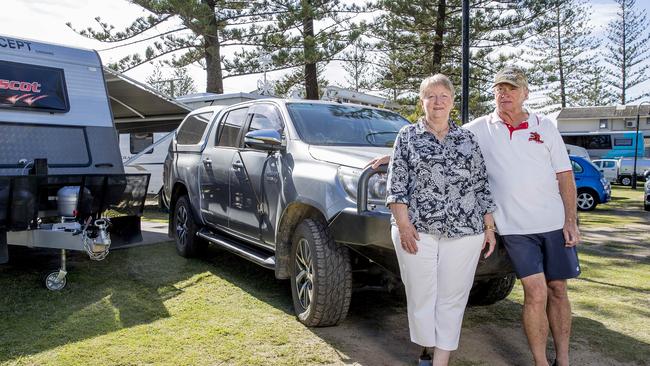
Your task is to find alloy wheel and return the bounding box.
[294,238,314,311]
[577,192,595,210]
[176,204,188,249]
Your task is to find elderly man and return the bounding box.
[464,67,580,366]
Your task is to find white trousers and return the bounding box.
[391,227,484,350]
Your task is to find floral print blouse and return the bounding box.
[386,118,496,238]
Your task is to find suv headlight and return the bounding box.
[337,166,387,201]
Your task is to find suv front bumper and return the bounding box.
[329,207,513,279]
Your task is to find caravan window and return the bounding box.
[0,60,69,113]
[176,112,212,145]
[130,133,153,154]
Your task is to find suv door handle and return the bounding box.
[232,161,244,169]
[202,157,212,165]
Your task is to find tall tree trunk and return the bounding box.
[432,0,447,74]
[302,1,319,99]
[204,0,224,94]
[556,8,566,107]
[621,0,627,104]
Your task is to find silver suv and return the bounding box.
[163,99,514,326]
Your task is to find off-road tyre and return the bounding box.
[468,273,516,306]
[158,187,170,213]
[172,195,206,257]
[290,218,352,327]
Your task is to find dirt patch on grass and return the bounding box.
[312,292,643,366]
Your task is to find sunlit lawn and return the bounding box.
[0,186,648,365]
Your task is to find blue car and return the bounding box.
[570,156,611,211]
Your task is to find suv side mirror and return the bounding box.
[244,129,283,151]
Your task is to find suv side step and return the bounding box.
[197,229,275,269]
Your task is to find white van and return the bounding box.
[592,159,618,183]
[0,35,148,290]
[120,131,173,198]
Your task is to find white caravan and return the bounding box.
[0,35,148,290]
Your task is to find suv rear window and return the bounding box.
[176,112,213,145]
[286,103,409,147]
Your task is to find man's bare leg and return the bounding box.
[521,273,550,366]
[547,279,571,366]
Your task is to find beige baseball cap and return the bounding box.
[493,67,528,89]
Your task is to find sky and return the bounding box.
[1,0,649,101]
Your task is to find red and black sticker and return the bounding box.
[0,60,69,112]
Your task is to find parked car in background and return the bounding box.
[643,170,650,211]
[164,99,516,327]
[571,156,611,211]
[616,158,650,186]
[592,158,618,183]
[565,144,590,160]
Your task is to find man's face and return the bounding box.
[494,83,528,113]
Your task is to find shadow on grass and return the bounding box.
[2,241,649,365]
[0,241,293,364]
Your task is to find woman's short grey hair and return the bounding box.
[419,74,455,100]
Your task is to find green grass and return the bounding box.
[0,243,340,366]
[1,187,648,365]
[579,185,649,228]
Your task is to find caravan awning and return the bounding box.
[103,68,191,133]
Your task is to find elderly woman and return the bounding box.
[384,74,496,366]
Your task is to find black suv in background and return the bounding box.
[163,100,514,327]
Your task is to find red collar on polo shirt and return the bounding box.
[502,120,529,139]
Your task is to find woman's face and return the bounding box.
[421,84,454,122]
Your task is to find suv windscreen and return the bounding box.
[286,103,409,147]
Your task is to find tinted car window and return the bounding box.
[571,160,584,174]
[130,132,153,154]
[218,107,249,147]
[247,104,283,133]
[177,112,213,145]
[286,103,409,147]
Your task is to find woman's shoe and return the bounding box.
[418,347,432,366]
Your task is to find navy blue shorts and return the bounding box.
[501,229,581,281]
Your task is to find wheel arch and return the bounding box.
[274,201,327,279]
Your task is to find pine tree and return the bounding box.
[370,0,554,118]
[227,0,365,100]
[68,0,267,94]
[526,0,601,112]
[578,66,615,106]
[341,40,375,92]
[604,0,650,104]
[146,64,197,97]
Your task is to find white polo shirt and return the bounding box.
[463,111,572,235]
